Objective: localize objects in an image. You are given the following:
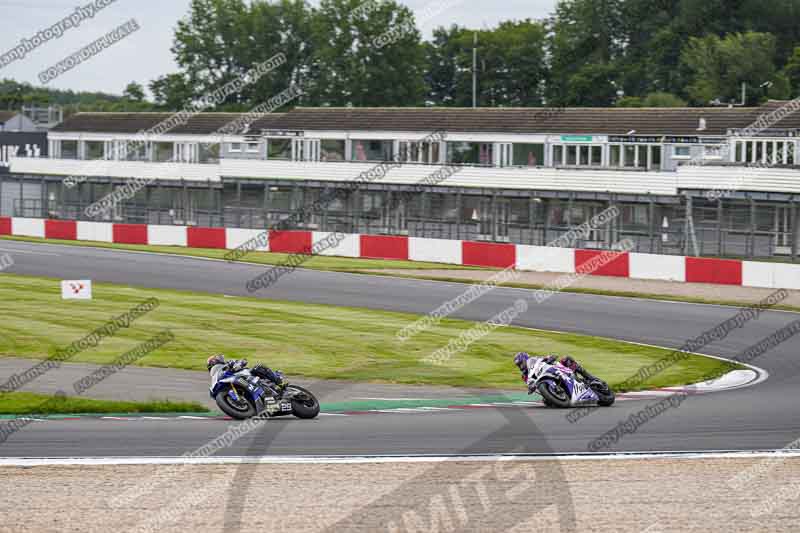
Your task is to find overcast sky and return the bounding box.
[0,0,557,96]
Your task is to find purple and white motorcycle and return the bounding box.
[528,360,615,408]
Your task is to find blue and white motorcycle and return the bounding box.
[529,360,615,408]
[210,361,320,420]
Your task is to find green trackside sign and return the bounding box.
[560,135,593,142]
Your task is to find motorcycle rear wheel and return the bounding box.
[216,386,257,420]
[537,380,571,408]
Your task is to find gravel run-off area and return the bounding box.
[1,457,798,532]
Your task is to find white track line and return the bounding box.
[4,450,800,467]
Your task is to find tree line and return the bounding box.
[3,0,800,113]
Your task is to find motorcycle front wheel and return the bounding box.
[287,385,320,419]
[595,386,616,407]
[216,386,257,420]
[537,379,571,408]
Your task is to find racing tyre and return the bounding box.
[596,389,616,407]
[215,386,257,420]
[537,379,571,408]
[288,385,320,419]
[592,380,616,407]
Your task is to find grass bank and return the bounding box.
[0,273,740,391]
[0,392,206,415]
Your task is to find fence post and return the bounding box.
[236,181,243,229]
[491,192,498,242]
[683,195,692,256]
[792,201,799,263]
[455,191,462,241]
[529,193,536,245]
[40,176,47,219]
[543,198,550,245]
[717,199,724,257]
[749,198,757,259]
[58,177,64,221]
[648,197,655,253]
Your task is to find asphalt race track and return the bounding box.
[2,239,800,457]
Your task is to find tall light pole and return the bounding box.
[472,32,478,108]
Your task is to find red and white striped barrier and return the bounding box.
[1,216,799,291]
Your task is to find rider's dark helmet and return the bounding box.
[207,354,225,371]
[513,352,530,371]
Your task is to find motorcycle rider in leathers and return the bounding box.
[513,352,602,393]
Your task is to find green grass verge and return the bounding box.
[0,391,207,415]
[0,272,741,391]
[0,235,483,271]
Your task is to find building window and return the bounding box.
[229,143,242,153]
[85,141,104,160]
[608,144,662,169]
[446,142,493,166]
[125,143,147,161]
[199,143,220,163]
[352,140,394,162]
[610,145,621,167]
[552,144,603,167]
[553,145,564,166]
[591,145,603,166]
[512,143,544,166]
[579,145,590,166]
[673,146,691,159]
[61,140,78,159]
[565,145,577,165]
[154,142,174,162]
[246,143,260,153]
[651,146,662,168]
[399,141,440,164]
[321,140,346,161]
[703,145,724,160]
[267,139,292,160]
[736,139,796,165]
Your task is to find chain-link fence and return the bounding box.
[2,175,797,261]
